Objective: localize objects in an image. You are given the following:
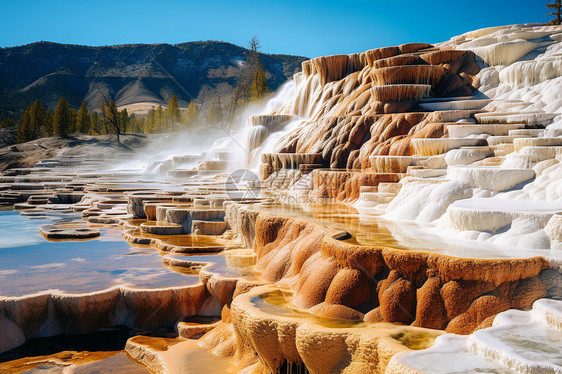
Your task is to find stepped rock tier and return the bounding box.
[1,24,562,373]
[263,45,480,173]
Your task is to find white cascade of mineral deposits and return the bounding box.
[375,24,562,259]
[144,62,341,175]
[239,71,327,168]
[227,79,303,169]
[142,70,327,174]
[389,298,562,373]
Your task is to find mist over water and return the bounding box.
[104,68,332,179]
[110,77,308,177]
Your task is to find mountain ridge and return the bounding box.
[0,40,308,117]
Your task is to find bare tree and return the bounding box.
[248,36,261,69]
[97,88,121,145]
[228,36,263,120]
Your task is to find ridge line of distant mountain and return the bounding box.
[0,40,308,116]
[0,40,308,60]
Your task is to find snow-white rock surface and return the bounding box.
[389,298,562,374]
[381,24,562,255]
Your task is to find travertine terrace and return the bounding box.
[1,24,562,373]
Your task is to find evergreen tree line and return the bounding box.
[2,95,202,143]
[1,37,271,143]
[144,95,200,134]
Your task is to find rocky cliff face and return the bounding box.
[0,41,307,115]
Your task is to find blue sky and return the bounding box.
[0,0,550,57]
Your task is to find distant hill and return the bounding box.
[0,41,308,117]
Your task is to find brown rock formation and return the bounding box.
[202,285,443,374]
[311,169,400,201]
[250,211,554,335]
[262,45,480,188]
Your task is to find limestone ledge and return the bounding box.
[0,283,205,354]
[122,228,229,253]
[215,284,443,374]
[224,202,559,336]
[38,223,100,240]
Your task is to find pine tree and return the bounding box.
[76,102,91,133]
[0,117,15,128]
[183,101,198,126]
[14,99,52,141]
[27,100,40,139]
[69,108,78,133]
[146,107,156,133]
[53,97,71,137]
[167,95,181,130]
[250,61,268,100]
[120,108,129,133]
[130,113,144,133]
[136,115,146,133]
[16,108,32,143]
[155,105,164,133]
[44,110,54,136]
[547,0,562,24]
[99,99,109,135]
[28,99,50,138]
[90,111,100,135]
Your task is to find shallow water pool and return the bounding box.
[0,211,198,297]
